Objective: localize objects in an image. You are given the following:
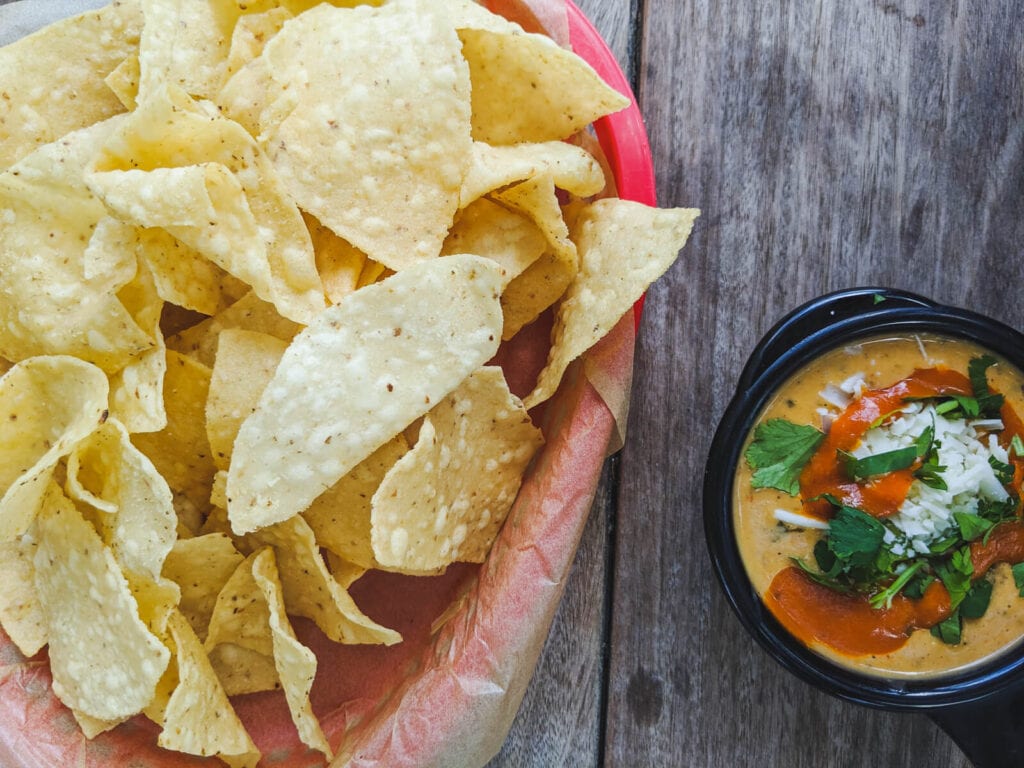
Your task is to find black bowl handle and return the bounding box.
[736,288,938,392]
[929,687,1024,767]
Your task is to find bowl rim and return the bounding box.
[703,286,1024,710]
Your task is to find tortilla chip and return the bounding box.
[158,611,261,767]
[224,7,293,81]
[105,52,142,111]
[33,482,170,721]
[131,351,216,534]
[66,419,177,580]
[0,122,156,372]
[136,0,235,102]
[491,176,579,338]
[72,710,124,739]
[252,516,400,644]
[251,548,332,760]
[442,199,546,288]
[459,25,629,144]
[356,259,391,289]
[0,1,142,170]
[0,538,47,657]
[252,0,472,271]
[107,250,168,433]
[206,329,288,470]
[372,367,543,570]
[206,548,331,755]
[167,290,303,368]
[303,435,409,569]
[88,84,325,324]
[459,140,606,207]
[525,199,699,408]
[161,534,245,641]
[0,357,109,541]
[227,254,503,534]
[137,227,248,317]
[208,642,280,697]
[305,212,367,304]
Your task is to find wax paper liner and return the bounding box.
[0,0,656,765]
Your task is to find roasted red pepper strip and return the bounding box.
[766,566,951,656]
[1000,400,1024,499]
[799,368,972,519]
[972,521,1024,576]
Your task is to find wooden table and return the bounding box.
[492,1,1024,766]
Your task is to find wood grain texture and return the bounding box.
[489,460,617,767]
[606,0,1023,767]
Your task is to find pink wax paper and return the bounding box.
[0,0,652,765]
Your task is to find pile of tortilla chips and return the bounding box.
[0,0,698,764]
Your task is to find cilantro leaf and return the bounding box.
[954,512,995,542]
[828,506,886,568]
[812,539,840,578]
[978,497,1018,526]
[931,613,963,644]
[791,557,853,593]
[869,560,926,609]
[902,572,936,600]
[959,578,993,620]
[913,425,948,490]
[968,355,1005,417]
[933,395,980,419]
[935,546,974,611]
[1012,562,1024,597]
[914,423,935,455]
[969,355,997,395]
[745,419,824,496]
[989,455,1015,486]
[839,446,918,480]
[842,421,944,483]
[928,534,960,554]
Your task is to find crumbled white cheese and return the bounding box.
[853,403,1010,553]
[839,372,867,398]
[819,384,851,410]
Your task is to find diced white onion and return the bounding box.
[970,419,1005,432]
[839,373,866,397]
[819,384,850,410]
[773,508,830,530]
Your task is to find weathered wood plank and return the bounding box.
[489,460,618,767]
[607,0,1022,765]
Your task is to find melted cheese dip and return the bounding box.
[734,334,1024,679]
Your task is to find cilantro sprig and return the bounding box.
[839,421,944,485]
[794,497,1002,644]
[969,355,1005,417]
[839,446,917,480]
[744,419,824,496]
[914,424,947,490]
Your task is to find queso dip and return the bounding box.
[734,334,1024,679]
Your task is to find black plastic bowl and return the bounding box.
[703,287,1024,768]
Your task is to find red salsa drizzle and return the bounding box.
[799,368,972,520]
[766,566,951,655]
[766,365,1024,658]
